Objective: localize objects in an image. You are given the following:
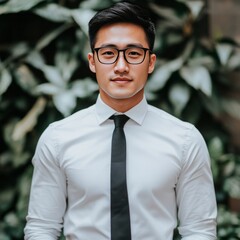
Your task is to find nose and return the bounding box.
[114,52,129,73]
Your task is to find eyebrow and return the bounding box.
[99,43,145,48]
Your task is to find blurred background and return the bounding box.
[0,0,240,239]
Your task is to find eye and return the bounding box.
[99,48,116,58]
[127,48,143,58]
[102,51,114,55]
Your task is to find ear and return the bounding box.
[148,53,156,74]
[88,52,96,73]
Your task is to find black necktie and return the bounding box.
[110,115,131,240]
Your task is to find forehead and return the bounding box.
[94,22,149,48]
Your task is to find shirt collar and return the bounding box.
[95,95,148,125]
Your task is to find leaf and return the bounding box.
[221,98,240,119]
[12,152,31,168]
[80,0,111,9]
[0,188,15,212]
[169,83,190,116]
[12,97,47,141]
[71,78,98,98]
[0,0,45,14]
[4,43,29,63]
[227,50,240,70]
[180,65,212,96]
[75,29,91,62]
[34,83,62,95]
[208,137,224,160]
[181,39,195,62]
[35,23,73,51]
[188,56,216,71]
[0,68,12,95]
[14,65,39,93]
[184,1,204,19]
[0,233,11,240]
[216,43,233,66]
[42,65,65,87]
[146,58,183,91]
[53,90,77,117]
[55,49,79,82]
[4,212,19,227]
[24,50,45,69]
[72,9,96,35]
[33,3,72,22]
[149,3,184,27]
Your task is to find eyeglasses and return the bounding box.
[94,46,151,65]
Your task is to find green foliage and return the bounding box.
[0,0,240,239]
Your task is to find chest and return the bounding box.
[61,126,182,202]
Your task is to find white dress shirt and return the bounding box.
[24,95,217,240]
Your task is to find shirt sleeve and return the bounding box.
[24,125,67,240]
[176,126,217,240]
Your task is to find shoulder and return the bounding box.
[37,104,96,146]
[50,104,95,129]
[146,104,194,131]
[146,104,207,155]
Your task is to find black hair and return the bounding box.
[88,2,155,51]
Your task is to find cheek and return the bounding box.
[95,66,110,85]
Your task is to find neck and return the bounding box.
[100,91,144,113]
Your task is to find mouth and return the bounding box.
[111,77,132,84]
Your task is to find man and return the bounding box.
[24,2,217,240]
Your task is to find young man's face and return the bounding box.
[88,22,156,111]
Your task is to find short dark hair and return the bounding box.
[88,2,155,51]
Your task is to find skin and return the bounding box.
[88,22,156,112]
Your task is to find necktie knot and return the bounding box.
[111,115,129,128]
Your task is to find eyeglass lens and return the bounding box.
[97,47,147,64]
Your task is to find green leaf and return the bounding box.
[0,188,15,213]
[0,233,11,240]
[72,9,96,35]
[208,137,224,160]
[12,152,31,168]
[149,3,184,27]
[180,65,212,96]
[24,51,45,69]
[221,98,240,119]
[42,65,65,86]
[75,29,91,62]
[169,83,190,116]
[4,212,20,228]
[184,0,204,19]
[80,0,111,9]
[55,49,79,82]
[216,43,233,66]
[71,78,98,98]
[35,23,73,51]
[0,68,12,96]
[33,3,72,22]
[10,42,30,59]
[34,83,62,95]
[224,177,240,198]
[146,58,183,91]
[53,90,77,117]
[187,56,216,71]
[228,49,240,70]
[0,0,45,14]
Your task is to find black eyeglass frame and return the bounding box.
[93,46,152,65]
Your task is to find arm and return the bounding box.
[24,125,67,240]
[176,126,217,240]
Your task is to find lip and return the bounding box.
[111,77,132,84]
